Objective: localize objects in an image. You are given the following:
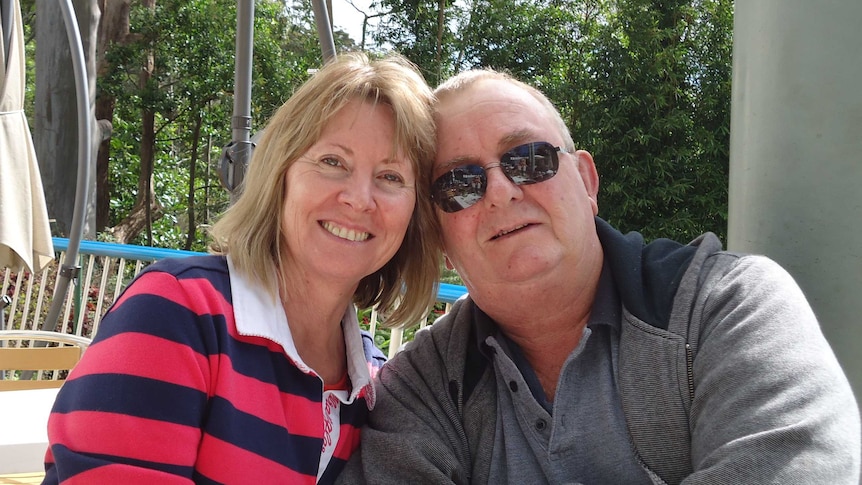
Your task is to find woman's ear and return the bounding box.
[444,254,455,271]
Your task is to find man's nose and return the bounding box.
[482,164,522,207]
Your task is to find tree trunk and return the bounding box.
[94,0,130,231]
[109,0,159,245]
[34,0,101,238]
[184,109,203,250]
[95,96,114,230]
[436,0,444,71]
[111,91,160,245]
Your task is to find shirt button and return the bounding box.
[509,380,518,392]
[535,419,547,431]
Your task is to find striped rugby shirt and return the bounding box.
[44,255,385,484]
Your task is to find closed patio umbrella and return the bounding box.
[0,0,53,273]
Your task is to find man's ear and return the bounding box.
[576,150,599,214]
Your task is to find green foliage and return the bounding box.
[94,0,324,250]
[23,0,733,251]
[576,0,732,242]
[370,0,733,244]
[372,0,467,85]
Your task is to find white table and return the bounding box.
[0,387,59,474]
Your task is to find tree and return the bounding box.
[577,0,733,242]
[371,0,463,85]
[99,0,325,248]
[33,0,107,238]
[370,0,732,242]
[25,0,733,250]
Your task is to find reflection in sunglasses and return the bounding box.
[431,141,568,213]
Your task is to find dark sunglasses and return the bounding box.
[431,141,570,213]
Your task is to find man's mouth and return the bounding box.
[492,223,529,240]
[321,221,371,242]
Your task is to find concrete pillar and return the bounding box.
[728,1,862,399]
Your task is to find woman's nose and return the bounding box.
[337,176,376,212]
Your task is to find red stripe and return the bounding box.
[110,271,285,357]
[68,333,210,391]
[49,411,201,466]
[70,313,324,439]
[195,434,314,484]
[332,422,361,461]
[208,360,324,437]
[60,464,193,485]
[222,323,288,355]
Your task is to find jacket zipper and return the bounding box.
[685,343,695,401]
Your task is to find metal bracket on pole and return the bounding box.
[218,0,336,203]
[218,135,254,197]
[58,263,81,281]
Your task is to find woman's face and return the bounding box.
[280,98,416,287]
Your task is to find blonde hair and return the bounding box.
[434,69,575,151]
[210,52,441,328]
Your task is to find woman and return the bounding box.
[43,52,440,484]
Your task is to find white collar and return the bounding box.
[226,256,374,406]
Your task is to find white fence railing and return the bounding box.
[2,238,467,358]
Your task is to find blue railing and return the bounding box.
[51,238,468,304]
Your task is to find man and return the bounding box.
[339,70,861,484]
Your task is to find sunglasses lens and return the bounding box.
[502,142,560,185]
[431,142,562,213]
[431,164,487,213]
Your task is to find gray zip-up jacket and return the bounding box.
[340,220,860,484]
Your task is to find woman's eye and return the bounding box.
[381,172,406,185]
[320,156,343,168]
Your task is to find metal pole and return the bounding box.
[43,0,92,332]
[218,0,254,203]
[312,0,336,63]
[728,0,862,400]
[219,0,335,202]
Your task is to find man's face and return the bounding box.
[433,79,601,298]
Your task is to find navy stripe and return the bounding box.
[54,374,208,427]
[224,337,323,400]
[49,443,194,479]
[205,396,322,474]
[94,294,217,356]
[319,457,347,485]
[339,399,370,428]
[191,471,223,484]
[143,256,232,301]
[99,283,324,402]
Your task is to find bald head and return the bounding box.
[434,69,574,152]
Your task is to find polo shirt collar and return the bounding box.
[227,255,374,407]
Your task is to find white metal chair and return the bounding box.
[0,330,91,391]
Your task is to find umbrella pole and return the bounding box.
[218,0,336,202]
[43,0,91,333]
[217,0,254,204]
[311,0,336,64]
